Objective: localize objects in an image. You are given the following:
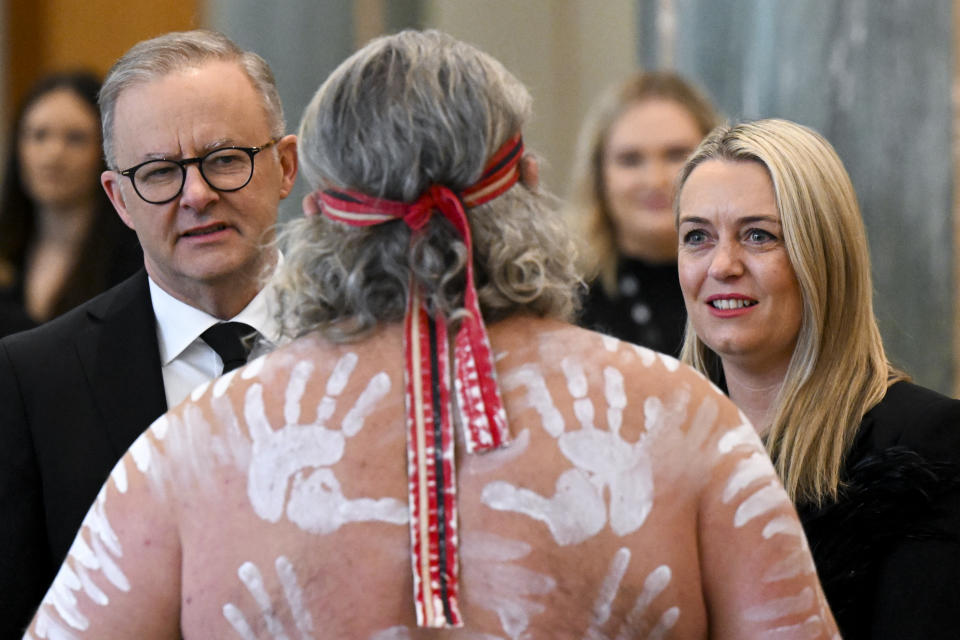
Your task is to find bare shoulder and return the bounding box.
[442,318,760,636]
[26,424,182,639]
[470,318,836,639]
[490,317,743,449]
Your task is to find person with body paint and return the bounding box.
[0,30,297,637]
[676,118,960,639]
[24,31,838,639]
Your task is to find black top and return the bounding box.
[578,257,685,356]
[0,205,141,337]
[797,381,960,639]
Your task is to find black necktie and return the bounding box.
[200,322,257,373]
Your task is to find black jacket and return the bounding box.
[799,381,960,639]
[0,270,167,637]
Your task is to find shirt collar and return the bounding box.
[149,263,282,367]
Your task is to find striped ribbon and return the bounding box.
[314,134,522,627]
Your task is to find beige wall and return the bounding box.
[0,5,6,174]
[424,0,637,194]
[4,0,200,119]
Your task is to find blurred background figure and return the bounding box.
[676,118,960,640]
[0,71,141,334]
[568,71,719,355]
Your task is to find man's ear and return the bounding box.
[276,134,298,199]
[519,154,539,191]
[101,170,136,230]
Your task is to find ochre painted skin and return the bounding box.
[27,317,839,639]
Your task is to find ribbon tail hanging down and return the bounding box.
[317,134,524,629]
[404,284,463,628]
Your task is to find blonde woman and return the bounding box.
[568,71,718,355]
[676,117,960,639]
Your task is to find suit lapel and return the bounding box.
[75,270,168,457]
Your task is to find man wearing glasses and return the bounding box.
[0,30,297,636]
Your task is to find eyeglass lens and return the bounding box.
[134,148,254,203]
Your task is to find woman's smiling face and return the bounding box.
[677,159,803,374]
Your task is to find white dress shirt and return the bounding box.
[149,276,282,409]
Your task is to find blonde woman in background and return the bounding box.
[676,117,960,639]
[568,71,719,355]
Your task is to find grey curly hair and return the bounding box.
[275,29,581,341]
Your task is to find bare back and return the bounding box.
[27,317,837,639]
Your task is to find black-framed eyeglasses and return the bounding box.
[117,138,279,204]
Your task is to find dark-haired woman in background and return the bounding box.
[0,71,140,335]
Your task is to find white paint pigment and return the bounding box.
[603,367,626,435]
[734,482,790,528]
[722,453,775,503]
[462,531,556,640]
[500,365,564,438]
[743,587,815,622]
[592,547,631,626]
[481,468,605,545]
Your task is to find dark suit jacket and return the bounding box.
[0,297,34,339]
[799,381,960,640]
[0,269,167,637]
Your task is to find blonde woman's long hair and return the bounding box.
[565,71,719,295]
[676,119,906,504]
